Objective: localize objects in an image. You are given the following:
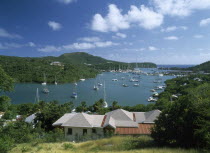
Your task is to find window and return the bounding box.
[67,128,72,135]
[92,129,96,134]
[83,129,87,135]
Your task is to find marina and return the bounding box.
[3,68,175,106]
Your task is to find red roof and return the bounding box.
[115,123,154,135]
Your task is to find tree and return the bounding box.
[76,101,88,112]
[0,95,11,112]
[112,101,121,110]
[151,83,210,149]
[0,66,14,92]
[35,101,74,131]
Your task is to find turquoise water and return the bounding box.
[4,69,175,106]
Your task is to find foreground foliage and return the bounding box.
[10,136,201,153]
[152,79,210,149]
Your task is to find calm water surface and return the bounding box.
[4,69,175,106]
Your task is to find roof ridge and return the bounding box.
[81,113,93,127]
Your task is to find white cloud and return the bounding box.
[95,41,118,47]
[126,5,163,30]
[91,4,163,32]
[38,41,118,52]
[91,4,130,32]
[38,45,62,52]
[200,18,210,26]
[164,36,179,40]
[0,28,22,39]
[48,21,62,31]
[152,0,210,17]
[0,42,32,49]
[79,37,101,42]
[194,35,204,38]
[148,46,158,51]
[28,42,36,47]
[161,26,188,32]
[63,43,95,50]
[57,0,76,4]
[113,33,127,39]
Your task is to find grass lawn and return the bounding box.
[10,136,202,153]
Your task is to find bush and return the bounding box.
[62,143,74,150]
[0,136,14,153]
[122,136,155,150]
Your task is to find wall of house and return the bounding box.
[64,127,104,141]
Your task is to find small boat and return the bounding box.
[80,79,85,81]
[98,83,103,86]
[148,97,157,102]
[71,92,77,98]
[150,89,156,92]
[43,87,49,94]
[93,85,99,90]
[112,79,118,81]
[134,83,139,87]
[122,84,129,87]
[42,82,47,86]
[153,92,159,97]
[156,86,164,90]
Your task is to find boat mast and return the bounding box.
[36,88,39,103]
[104,81,106,102]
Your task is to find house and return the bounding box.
[25,113,37,124]
[53,109,161,140]
[0,112,5,119]
[50,61,63,66]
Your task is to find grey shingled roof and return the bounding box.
[52,113,75,126]
[52,109,161,129]
[103,109,138,128]
[25,113,36,124]
[53,113,104,128]
[134,110,161,123]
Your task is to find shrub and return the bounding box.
[122,136,155,150]
[0,136,14,153]
[62,143,74,150]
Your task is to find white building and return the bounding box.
[53,109,161,141]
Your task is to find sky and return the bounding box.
[1,0,210,64]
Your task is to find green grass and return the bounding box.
[9,136,202,153]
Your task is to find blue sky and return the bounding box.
[1,0,210,64]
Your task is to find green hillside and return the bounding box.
[57,52,111,65]
[0,55,98,83]
[188,61,210,73]
[0,52,157,83]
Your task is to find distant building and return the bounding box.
[50,61,63,66]
[53,109,161,141]
[0,112,5,119]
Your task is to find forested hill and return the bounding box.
[187,61,210,73]
[0,52,157,83]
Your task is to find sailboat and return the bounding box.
[42,87,49,94]
[103,81,108,108]
[97,76,103,86]
[93,85,99,90]
[54,76,57,85]
[35,88,40,103]
[41,73,47,86]
[71,84,77,98]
